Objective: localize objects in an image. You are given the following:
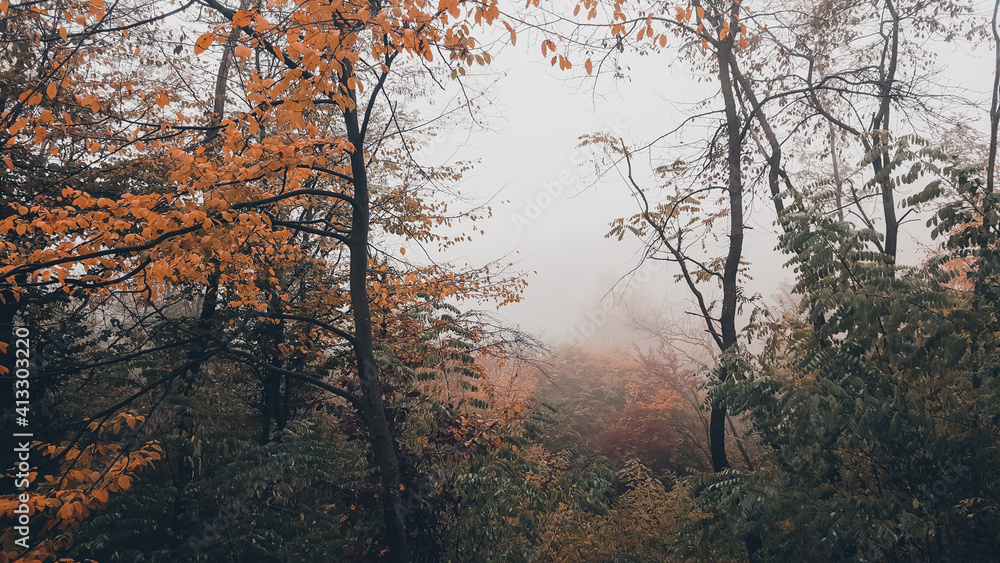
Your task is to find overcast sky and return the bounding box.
[417,4,999,346]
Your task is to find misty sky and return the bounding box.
[418,6,998,345]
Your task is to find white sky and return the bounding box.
[420,3,999,346]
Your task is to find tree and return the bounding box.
[523,0,990,559]
[659,144,1000,561]
[1,0,520,559]
[1,412,162,562]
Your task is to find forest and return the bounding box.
[1,0,1000,561]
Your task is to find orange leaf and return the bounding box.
[59,26,68,40]
[232,9,253,27]
[117,475,131,490]
[503,20,516,46]
[57,502,75,520]
[194,32,215,55]
[234,45,252,59]
[400,247,406,255]
[8,117,27,134]
[46,82,58,98]
[584,58,593,74]
[93,489,109,504]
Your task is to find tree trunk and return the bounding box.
[343,63,410,563]
[712,35,745,474]
[873,0,901,261]
[989,0,1000,194]
[830,122,845,222]
[717,15,762,561]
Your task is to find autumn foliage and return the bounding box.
[2,0,1000,561]
[1,412,160,562]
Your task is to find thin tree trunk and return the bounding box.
[830,122,845,222]
[715,10,762,560]
[343,61,410,563]
[989,0,1000,194]
[727,415,755,471]
[873,0,901,261]
[712,35,744,474]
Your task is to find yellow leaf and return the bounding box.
[194,32,215,55]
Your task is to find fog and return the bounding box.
[414,6,1000,349]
